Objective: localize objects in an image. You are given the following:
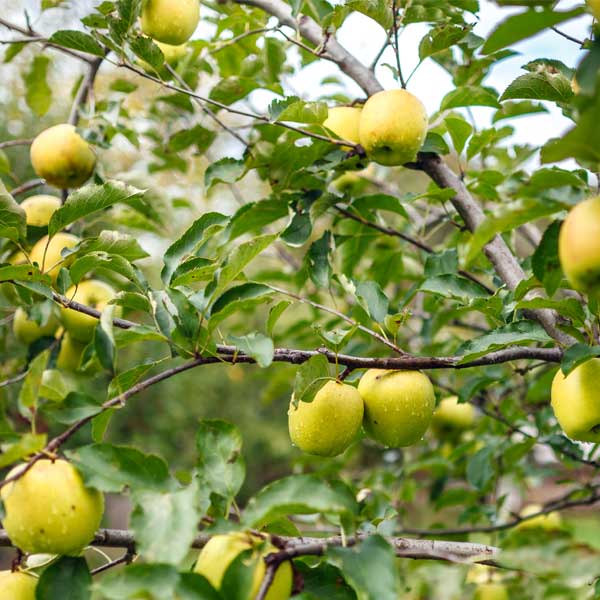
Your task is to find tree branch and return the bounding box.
[69,57,104,127]
[0,139,32,150]
[10,179,45,196]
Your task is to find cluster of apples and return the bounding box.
[323,89,428,166]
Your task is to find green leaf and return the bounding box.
[205,158,245,191]
[49,30,105,56]
[466,446,494,490]
[70,230,149,261]
[441,86,500,109]
[295,562,356,600]
[37,556,91,600]
[69,252,143,288]
[0,433,47,468]
[46,391,104,424]
[532,222,563,295]
[209,77,263,105]
[107,361,161,399]
[346,0,392,28]
[243,474,357,528]
[94,305,116,371]
[131,478,201,565]
[292,353,330,405]
[327,536,401,600]
[270,98,328,123]
[355,280,388,322]
[130,35,164,69]
[168,125,216,153]
[420,274,489,302]
[229,332,274,368]
[424,248,458,276]
[211,283,273,315]
[561,344,600,376]
[18,349,50,411]
[515,297,585,327]
[444,116,472,154]
[227,197,288,241]
[492,100,548,123]
[24,55,52,116]
[267,300,291,336]
[0,181,26,241]
[501,72,572,103]
[171,258,218,287]
[419,24,470,60]
[281,212,312,247]
[307,231,332,288]
[482,7,584,54]
[220,550,260,600]
[49,181,145,237]
[420,132,449,155]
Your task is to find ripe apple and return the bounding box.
[156,41,187,63]
[56,332,87,371]
[431,395,476,434]
[141,0,200,45]
[13,307,60,345]
[19,195,61,228]
[29,233,79,281]
[324,106,362,148]
[357,369,435,447]
[1,459,104,556]
[0,570,37,599]
[359,89,428,166]
[474,583,508,600]
[61,279,118,343]
[288,380,364,456]
[516,504,562,531]
[559,197,600,295]
[551,359,600,442]
[194,532,292,600]
[30,124,96,189]
[587,0,600,19]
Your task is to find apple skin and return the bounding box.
[141,0,200,45]
[359,89,428,166]
[559,197,600,295]
[357,369,435,447]
[551,359,600,442]
[587,0,600,19]
[0,570,37,599]
[474,583,508,600]
[30,124,96,189]
[20,195,61,227]
[194,532,292,600]
[29,233,79,281]
[13,307,60,345]
[324,106,362,148]
[288,380,364,457]
[516,504,562,531]
[1,459,104,556]
[156,41,188,63]
[432,395,476,433]
[56,332,87,371]
[61,280,118,343]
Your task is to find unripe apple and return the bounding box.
[156,41,188,63]
[29,233,79,281]
[0,570,37,599]
[1,459,104,556]
[474,583,508,600]
[20,195,61,227]
[357,369,435,447]
[324,106,362,148]
[359,89,428,166]
[61,280,118,343]
[56,332,86,371]
[13,307,60,345]
[141,0,200,45]
[288,380,364,456]
[30,124,96,189]
[558,197,600,295]
[194,532,292,600]
[587,0,600,19]
[432,395,476,433]
[516,504,562,531]
[551,359,600,442]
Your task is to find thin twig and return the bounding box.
[0,372,26,388]
[550,26,584,45]
[0,139,32,150]
[10,179,45,196]
[391,0,406,88]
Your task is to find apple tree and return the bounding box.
[0,0,599,598]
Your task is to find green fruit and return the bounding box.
[13,307,59,345]
[474,583,508,600]
[432,395,476,433]
[516,504,562,531]
[357,369,435,447]
[29,233,79,282]
[194,532,292,600]
[30,124,96,189]
[56,332,86,371]
[288,380,364,456]
[0,570,37,599]
[359,89,428,166]
[551,359,600,442]
[324,106,362,148]
[141,0,200,45]
[61,280,118,342]
[1,459,104,556]
[20,195,61,227]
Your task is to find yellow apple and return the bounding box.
[466,565,502,585]
[194,532,292,600]
[156,41,188,63]
[474,583,508,600]
[0,570,37,599]
[13,307,60,344]
[19,195,61,228]
[359,89,428,166]
[357,369,435,447]
[1,459,104,556]
[29,233,79,282]
[332,163,376,194]
[324,106,362,148]
[30,124,96,189]
[432,395,476,433]
[141,0,200,45]
[61,279,117,342]
[587,0,600,19]
[559,197,600,295]
[551,359,600,442]
[288,380,364,456]
[56,332,87,371]
[516,504,562,531]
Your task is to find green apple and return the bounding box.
[324,106,362,148]
[0,570,37,599]
[29,233,79,281]
[194,532,292,600]
[474,583,508,600]
[516,504,562,531]
[61,279,118,343]
[20,195,61,227]
[432,395,476,433]
[56,332,87,371]
[357,369,435,447]
[141,0,200,45]
[359,89,428,166]
[30,124,96,189]
[559,197,600,295]
[551,359,600,442]
[587,0,600,19]
[288,380,364,456]
[1,459,104,556]
[13,307,59,345]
